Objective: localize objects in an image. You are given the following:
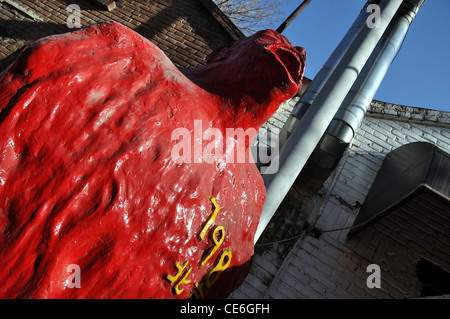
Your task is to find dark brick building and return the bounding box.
[0,0,244,71]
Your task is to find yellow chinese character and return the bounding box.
[197,196,220,241]
[204,249,232,288]
[199,225,225,267]
[165,260,193,295]
[188,282,204,299]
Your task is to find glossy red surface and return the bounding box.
[0,22,305,298]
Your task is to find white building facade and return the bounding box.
[231,99,450,299]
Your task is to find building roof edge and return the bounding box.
[197,0,245,40]
[367,99,450,127]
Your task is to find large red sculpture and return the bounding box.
[0,22,305,298]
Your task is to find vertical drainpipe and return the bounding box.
[279,1,374,146]
[254,0,404,244]
[294,0,426,197]
[327,0,425,145]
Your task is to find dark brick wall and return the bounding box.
[0,0,244,71]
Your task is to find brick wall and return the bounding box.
[231,101,450,299]
[0,0,243,71]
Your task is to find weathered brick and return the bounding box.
[309,281,327,296]
[1,0,243,73]
[331,271,351,289]
[363,131,394,151]
[315,262,333,277]
[270,285,291,299]
[42,1,62,12]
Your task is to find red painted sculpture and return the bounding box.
[0,22,305,298]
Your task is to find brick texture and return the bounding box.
[0,0,244,71]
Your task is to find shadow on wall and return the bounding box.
[192,258,253,299]
[417,258,450,297]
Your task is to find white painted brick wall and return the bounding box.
[231,101,450,299]
[261,96,300,132]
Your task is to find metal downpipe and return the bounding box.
[279,1,374,147]
[255,0,403,244]
[294,0,425,197]
[328,0,425,144]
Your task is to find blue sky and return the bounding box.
[276,0,450,112]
